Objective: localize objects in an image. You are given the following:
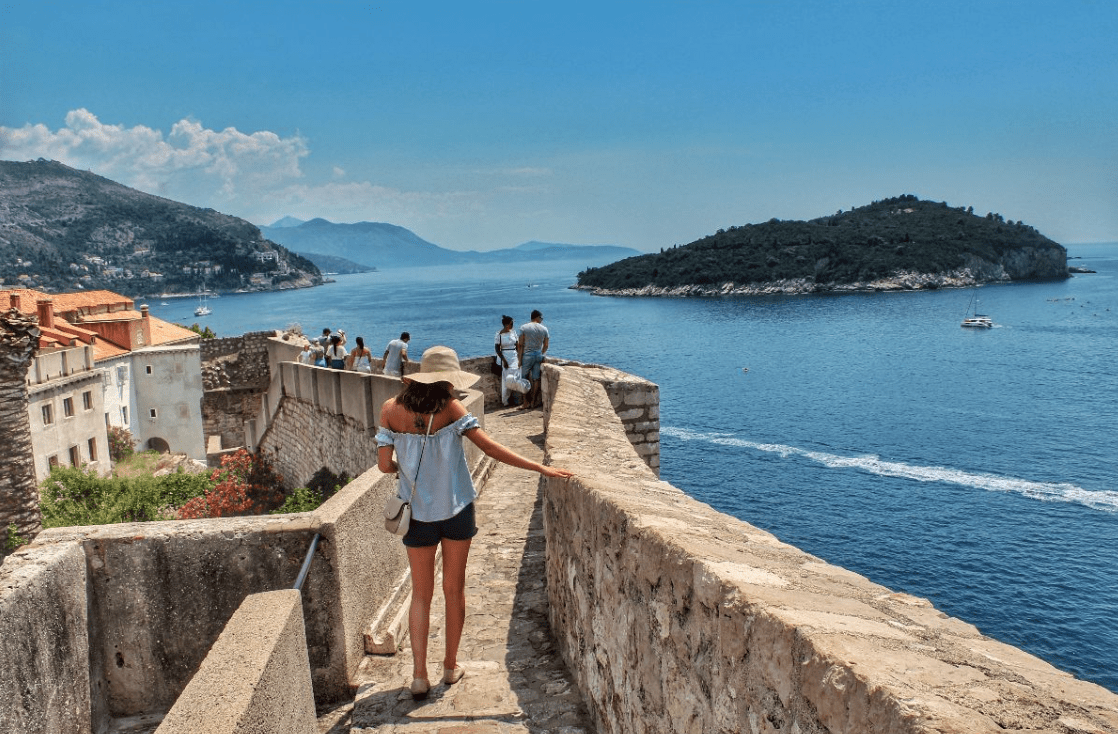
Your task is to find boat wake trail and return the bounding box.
[662,427,1118,513]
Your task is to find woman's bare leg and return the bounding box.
[407,544,438,681]
[440,537,472,672]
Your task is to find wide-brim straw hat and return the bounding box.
[405,346,480,390]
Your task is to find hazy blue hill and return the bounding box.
[261,219,642,269]
[260,219,458,268]
[268,215,306,228]
[295,252,376,274]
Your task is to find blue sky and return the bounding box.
[2,0,1116,251]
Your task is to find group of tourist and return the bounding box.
[295,309,551,412]
[297,327,411,375]
[494,309,549,410]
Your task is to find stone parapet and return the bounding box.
[542,366,1118,734]
[154,590,317,734]
[3,464,406,733]
[0,542,90,734]
[542,359,660,476]
[257,361,485,489]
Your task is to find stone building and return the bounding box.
[2,289,207,472]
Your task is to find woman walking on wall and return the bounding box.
[376,346,573,700]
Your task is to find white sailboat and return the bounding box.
[194,286,212,317]
[961,292,992,328]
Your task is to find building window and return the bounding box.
[83,391,93,410]
[146,365,153,375]
[149,408,158,419]
[122,406,128,424]
[42,404,54,425]
[69,445,81,467]
[88,438,97,462]
[48,455,59,469]
[63,397,74,417]
[105,412,111,428]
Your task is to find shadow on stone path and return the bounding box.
[323,406,594,734]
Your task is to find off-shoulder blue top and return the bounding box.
[375,413,479,522]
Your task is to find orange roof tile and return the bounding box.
[93,341,130,361]
[38,325,78,347]
[149,317,200,346]
[48,290,135,313]
[2,287,52,316]
[77,310,142,323]
[3,287,199,356]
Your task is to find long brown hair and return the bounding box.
[397,379,453,415]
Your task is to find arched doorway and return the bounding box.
[147,437,171,453]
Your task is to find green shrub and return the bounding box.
[270,467,351,515]
[4,524,27,553]
[270,486,325,514]
[40,466,213,527]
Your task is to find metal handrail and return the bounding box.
[293,532,321,591]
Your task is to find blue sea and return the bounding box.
[148,243,1118,694]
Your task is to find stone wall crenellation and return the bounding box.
[200,330,280,391]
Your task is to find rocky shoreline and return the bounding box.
[572,267,1044,298]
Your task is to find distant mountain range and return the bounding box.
[259,218,641,270]
[0,160,642,293]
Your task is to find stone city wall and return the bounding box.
[255,360,486,490]
[542,367,1118,734]
[201,331,300,452]
[1,461,410,733]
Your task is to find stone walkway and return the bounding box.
[319,406,595,734]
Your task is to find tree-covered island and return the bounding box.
[576,195,1068,296]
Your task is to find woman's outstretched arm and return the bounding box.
[463,427,574,478]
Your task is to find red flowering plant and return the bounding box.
[177,449,284,519]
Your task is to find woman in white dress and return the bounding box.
[494,315,520,406]
[349,336,373,372]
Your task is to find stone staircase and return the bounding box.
[317,406,594,734]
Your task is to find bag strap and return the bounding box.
[405,413,435,504]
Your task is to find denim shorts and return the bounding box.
[521,350,544,380]
[403,502,478,547]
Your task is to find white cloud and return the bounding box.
[0,109,536,245]
[0,109,310,205]
[0,109,495,233]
